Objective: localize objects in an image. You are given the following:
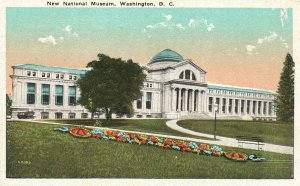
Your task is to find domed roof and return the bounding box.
[149,49,184,64]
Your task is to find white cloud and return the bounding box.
[176,24,185,30]
[64,25,72,33]
[188,19,195,27]
[207,23,215,32]
[59,36,64,41]
[38,35,57,45]
[164,14,172,21]
[187,18,215,32]
[280,8,288,27]
[246,45,256,54]
[63,25,79,37]
[257,32,278,44]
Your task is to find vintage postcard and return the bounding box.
[0,0,299,185]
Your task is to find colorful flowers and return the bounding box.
[54,126,265,162]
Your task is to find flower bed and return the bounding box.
[55,126,265,162]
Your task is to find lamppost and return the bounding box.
[213,103,219,140]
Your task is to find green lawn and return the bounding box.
[7,121,293,178]
[177,120,294,146]
[47,119,212,140]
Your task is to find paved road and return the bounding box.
[166,120,293,155]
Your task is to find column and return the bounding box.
[35,82,41,106]
[178,88,182,111]
[243,100,247,115]
[249,100,253,115]
[260,101,263,116]
[50,84,56,107]
[219,97,223,114]
[266,101,269,116]
[197,90,201,112]
[203,91,207,113]
[142,91,146,111]
[185,89,188,111]
[238,99,241,115]
[225,98,229,115]
[255,101,259,116]
[232,99,236,115]
[191,90,195,112]
[172,87,177,112]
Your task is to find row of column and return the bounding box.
[208,96,274,117]
[170,88,207,113]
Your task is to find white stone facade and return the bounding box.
[10,49,276,120]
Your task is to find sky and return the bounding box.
[6,8,292,94]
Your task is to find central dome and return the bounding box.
[149,49,184,64]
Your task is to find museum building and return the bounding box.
[10,49,276,120]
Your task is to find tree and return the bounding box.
[275,53,294,123]
[77,53,146,122]
[6,94,12,115]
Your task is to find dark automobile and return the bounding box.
[17,111,35,119]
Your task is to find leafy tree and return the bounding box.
[275,53,294,123]
[77,53,145,122]
[6,94,12,115]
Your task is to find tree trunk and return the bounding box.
[105,108,112,124]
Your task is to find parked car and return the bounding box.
[17,111,35,119]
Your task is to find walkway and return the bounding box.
[23,119,293,155]
[166,120,293,155]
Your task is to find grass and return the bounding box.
[7,121,293,178]
[177,120,294,146]
[46,119,212,140]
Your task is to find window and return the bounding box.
[60,74,64,79]
[258,101,261,114]
[47,73,50,78]
[68,113,76,119]
[41,112,49,119]
[253,101,256,114]
[32,72,36,77]
[81,113,88,118]
[222,98,226,113]
[150,84,152,88]
[73,76,77,80]
[185,70,190,80]
[69,75,72,80]
[68,86,77,106]
[241,100,245,113]
[136,96,142,109]
[42,72,45,77]
[55,112,63,119]
[56,74,59,79]
[247,100,250,114]
[41,84,50,105]
[229,99,232,113]
[192,73,196,80]
[235,99,238,113]
[27,83,36,104]
[179,72,184,79]
[55,85,64,105]
[146,92,152,109]
[263,102,267,115]
[208,97,213,112]
[216,98,220,112]
[27,71,31,76]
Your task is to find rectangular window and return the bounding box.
[69,75,72,80]
[55,85,64,105]
[41,84,50,105]
[27,83,36,104]
[73,76,77,80]
[229,99,232,113]
[222,98,226,113]
[241,100,245,113]
[136,96,142,109]
[61,74,64,79]
[68,86,77,106]
[27,71,31,76]
[32,72,36,77]
[216,98,220,112]
[258,101,261,114]
[263,102,267,115]
[42,72,45,77]
[56,74,59,79]
[47,73,50,78]
[235,99,238,113]
[253,101,256,114]
[247,100,250,114]
[208,97,213,112]
[146,92,152,109]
